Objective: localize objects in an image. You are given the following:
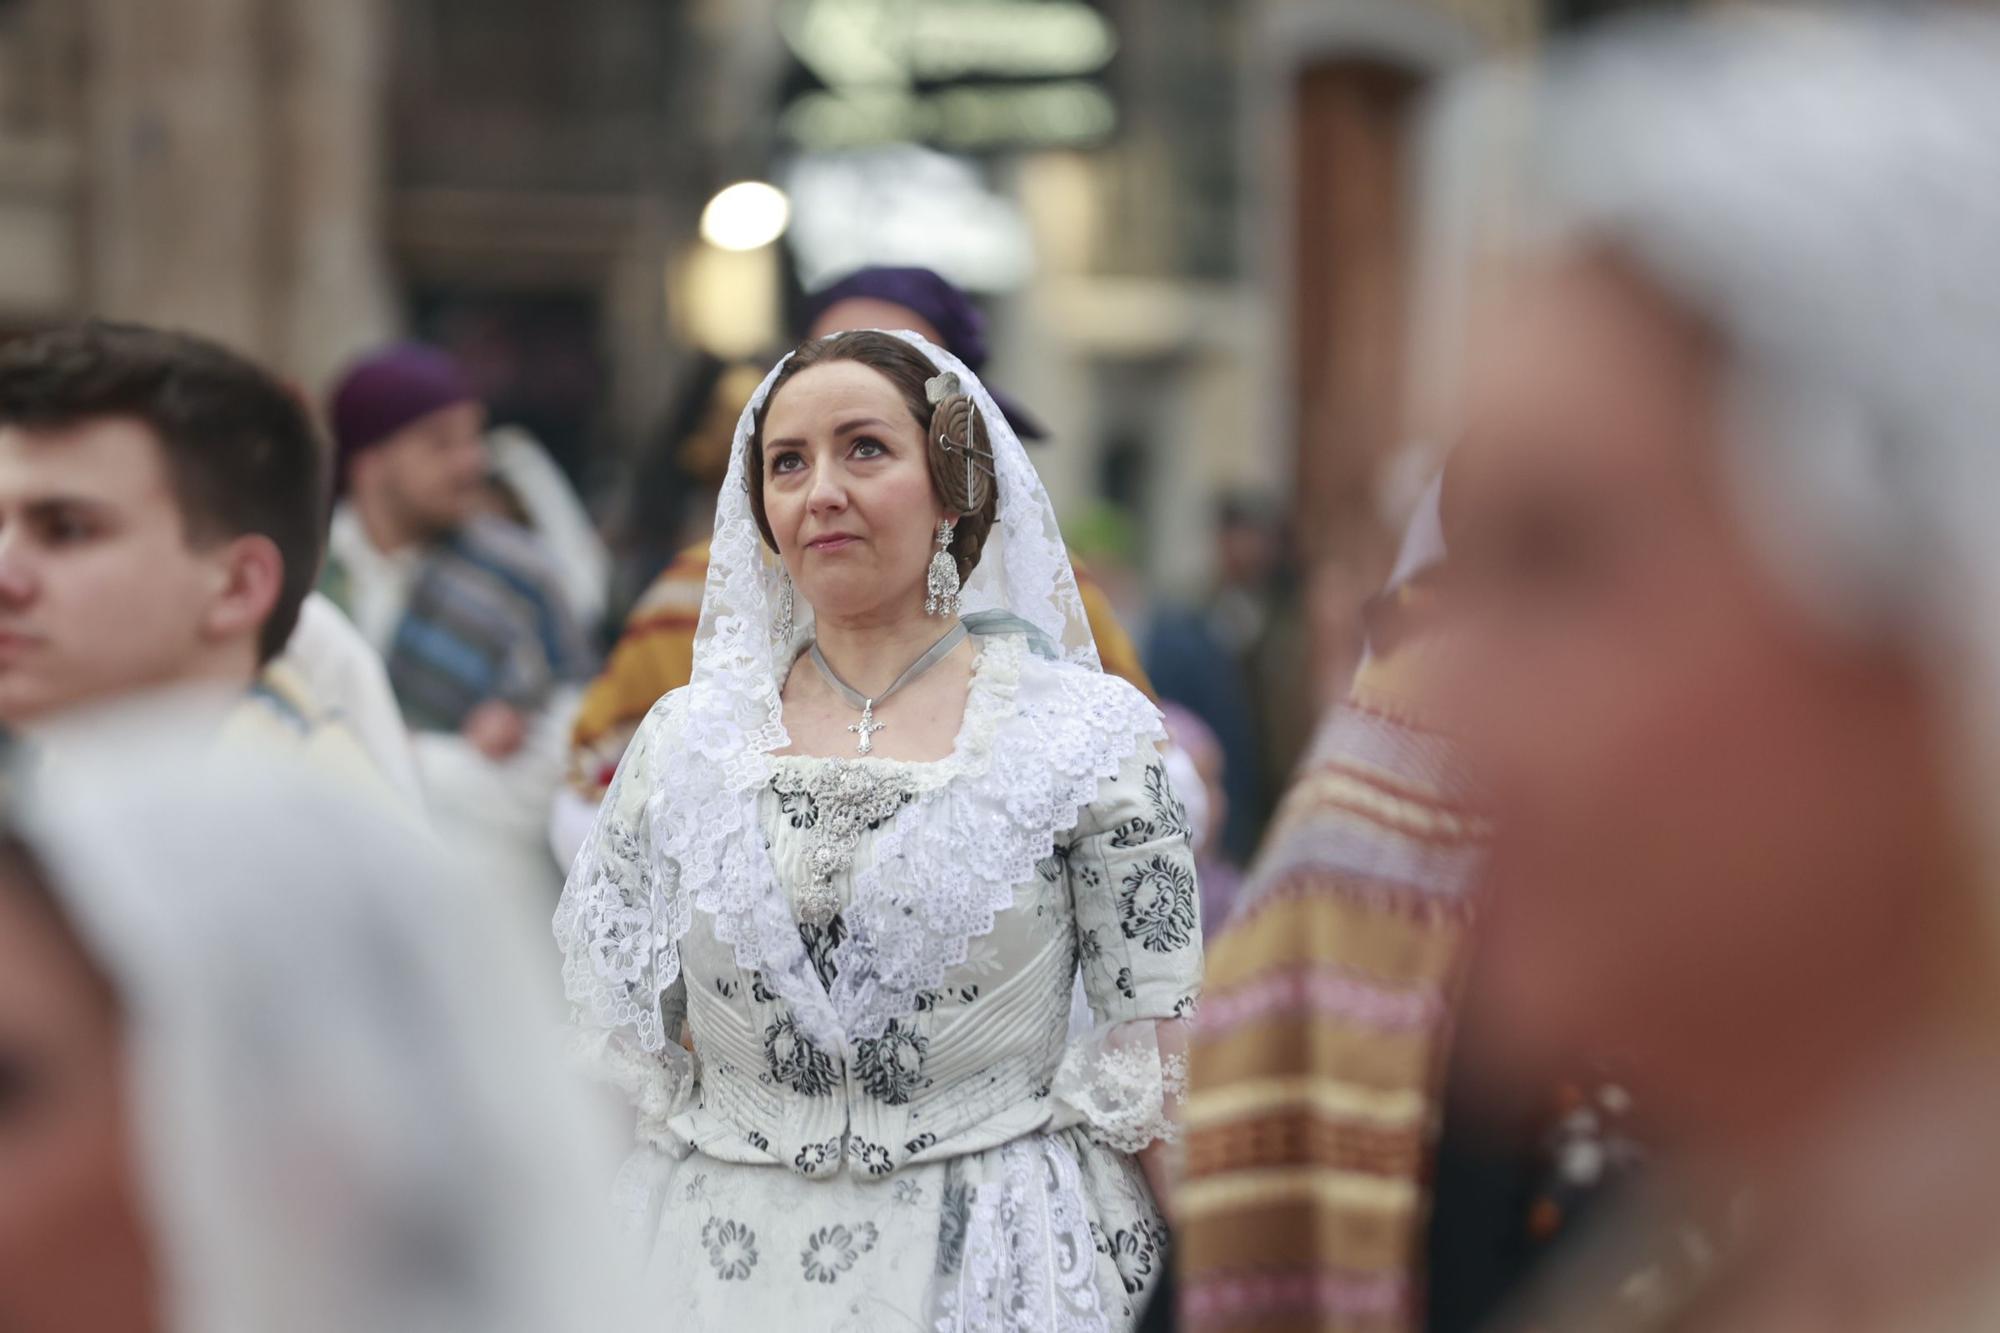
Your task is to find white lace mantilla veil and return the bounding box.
[557,329,1162,1066]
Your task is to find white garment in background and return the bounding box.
[325,505,419,651]
[488,426,611,635]
[22,735,632,1333]
[548,778,599,870]
[280,592,424,809]
[413,686,578,912]
[326,502,574,909]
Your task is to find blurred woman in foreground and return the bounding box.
[0,743,625,1333]
[1444,10,2000,1330]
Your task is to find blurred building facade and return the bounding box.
[0,0,395,391]
[0,0,1664,686]
[1240,0,1676,693]
[388,0,783,484]
[0,0,761,474]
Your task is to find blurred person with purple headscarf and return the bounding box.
[800,265,1049,442]
[324,343,594,906]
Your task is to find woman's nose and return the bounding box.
[807,470,847,513]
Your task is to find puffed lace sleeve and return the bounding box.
[1053,743,1203,1153]
[552,694,693,1152]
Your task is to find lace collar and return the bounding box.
[668,633,1159,1048]
[811,635,1161,1042]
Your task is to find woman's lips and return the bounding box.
[806,534,859,552]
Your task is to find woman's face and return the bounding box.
[761,360,951,625]
[1442,255,1955,1130]
[0,879,157,1332]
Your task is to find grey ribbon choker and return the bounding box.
[808,622,969,755]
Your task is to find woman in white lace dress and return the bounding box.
[557,329,1201,1330]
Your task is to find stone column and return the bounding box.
[81,0,270,352]
[271,0,396,392]
[81,0,394,384]
[1289,59,1421,579]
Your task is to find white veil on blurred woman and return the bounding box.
[1431,10,2000,1331]
[13,741,629,1333]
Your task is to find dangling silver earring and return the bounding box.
[774,571,795,643]
[925,519,960,618]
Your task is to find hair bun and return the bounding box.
[928,393,994,516]
[926,392,997,582]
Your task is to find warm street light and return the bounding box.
[699,181,791,251]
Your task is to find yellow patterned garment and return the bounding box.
[222,662,411,814]
[567,543,1154,799]
[567,545,708,797]
[1178,609,1484,1333]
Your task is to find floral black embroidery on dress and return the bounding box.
[1143,761,1192,843]
[703,1218,759,1281]
[799,1223,878,1284]
[1118,854,1198,953]
[763,1016,838,1097]
[791,1137,840,1175]
[936,1180,973,1275]
[848,1139,894,1176]
[1094,1217,1167,1296]
[798,915,845,990]
[854,1019,930,1105]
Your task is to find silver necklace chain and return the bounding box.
[808,622,968,755]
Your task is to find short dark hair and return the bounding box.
[0,321,327,663]
[748,331,998,583]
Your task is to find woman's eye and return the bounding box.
[770,452,805,475]
[851,437,887,460]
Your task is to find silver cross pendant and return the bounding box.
[847,699,885,755]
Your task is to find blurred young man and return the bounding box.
[0,321,380,784]
[324,342,592,902]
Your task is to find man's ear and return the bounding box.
[202,532,284,650]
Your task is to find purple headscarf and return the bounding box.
[801,266,1048,441]
[326,343,477,493]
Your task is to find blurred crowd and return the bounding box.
[9,6,2000,1333]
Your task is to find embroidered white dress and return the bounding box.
[563,633,1201,1330]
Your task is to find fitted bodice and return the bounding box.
[665,736,1196,1178]
[563,634,1201,1186]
